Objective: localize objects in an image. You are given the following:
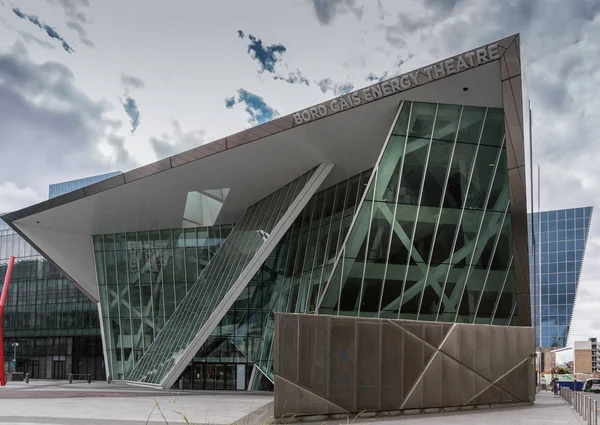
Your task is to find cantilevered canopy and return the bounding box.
[2,35,526,310]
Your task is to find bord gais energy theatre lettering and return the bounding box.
[293,43,501,125]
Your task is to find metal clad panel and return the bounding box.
[380,321,404,408]
[402,377,424,410]
[422,351,443,408]
[402,329,426,397]
[298,315,328,397]
[356,320,380,411]
[275,375,299,417]
[423,323,443,348]
[503,42,521,79]
[458,325,475,371]
[279,314,299,382]
[441,353,461,407]
[329,317,356,410]
[474,325,491,380]
[440,325,459,359]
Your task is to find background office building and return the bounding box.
[574,338,599,374]
[529,207,593,348]
[3,35,531,391]
[0,173,121,379]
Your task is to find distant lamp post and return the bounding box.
[10,342,18,372]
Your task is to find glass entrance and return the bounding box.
[182,362,248,390]
[52,360,65,379]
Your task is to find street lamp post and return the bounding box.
[11,342,18,373]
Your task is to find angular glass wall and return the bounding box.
[250,169,372,385]
[93,225,232,380]
[528,207,593,348]
[127,165,331,386]
[318,101,517,326]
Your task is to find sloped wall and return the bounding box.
[274,313,535,417]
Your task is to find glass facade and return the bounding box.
[93,225,233,380]
[0,217,104,379]
[529,207,592,348]
[318,102,516,325]
[49,171,122,198]
[92,101,525,390]
[92,169,369,388]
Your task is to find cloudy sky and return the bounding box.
[0,0,598,357]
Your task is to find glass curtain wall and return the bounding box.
[93,225,232,380]
[529,207,593,348]
[318,101,517,325]
[1,219,103,379]
[127,167,321,385]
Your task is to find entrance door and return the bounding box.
[27,361,40,379]
[192,363,204,390]
[226,364,236,390]
[204,364,216,390]
[52,361,65,379]
[215,364,225,390]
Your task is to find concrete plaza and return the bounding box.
[0,381,587,425]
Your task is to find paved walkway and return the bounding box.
[0,380,273,425]
[303,392,585,425]
[0,381,587,425]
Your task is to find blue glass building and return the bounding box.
[529,207,593,348]
[49,171,122,199]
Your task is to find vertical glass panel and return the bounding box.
[465,145,500,210]
[392,101,411,136]
[433,104,462,141]
[396,137,430,206]
[480,108,504,146]
[420,141,453,207]
[457,106,486,144]
[443,143,478,209]
[407,103,437,138]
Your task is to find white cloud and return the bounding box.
[0,182,45,213]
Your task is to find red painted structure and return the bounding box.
[0,256,15,386]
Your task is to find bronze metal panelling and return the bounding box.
[298,315,329,398]
[509,76,524,127]
[500,56,510,81]
[497,34,518,50]
[402,377,425,410]
[356,321,380,411]
[439,325,460,359]
[329,317,356,410]
[274,314,534,418]
[497,360,531,401]
[400,321,425,342]
[441,352,461,407]
[274,375,298,417]
[269,116,294,130]
[503,42,521,80]
[277,314,298,382]
[48,189,86,208]
[490,326,509,381]
[380,321,404,408]
[458,325,476,371]
[124,158,171,183]
[402,329,426,397]
[83,174,126,196]
[503,84,525,169]
[474,325,491,380]
[422,351,444,408]
[423,323,443,348]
